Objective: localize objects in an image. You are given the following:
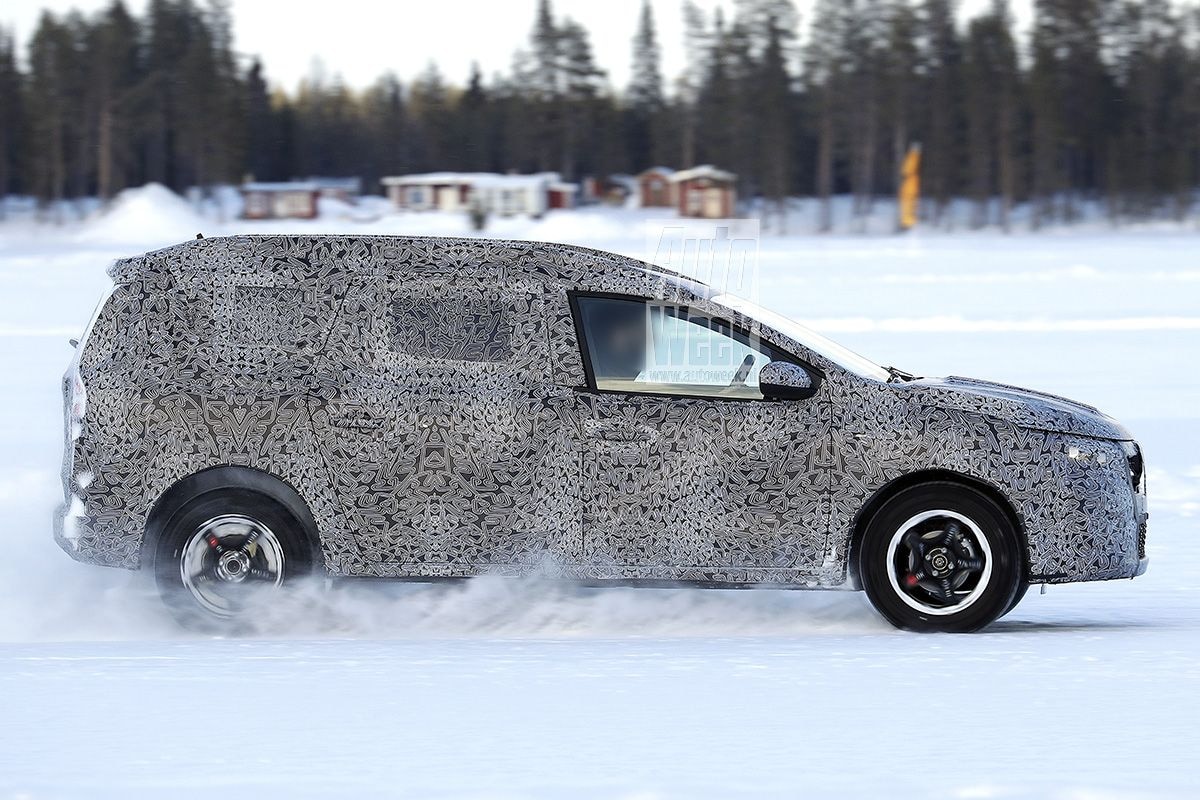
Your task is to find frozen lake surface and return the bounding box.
[0,192,1197,797]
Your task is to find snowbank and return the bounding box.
[317,194,390,223]
[76,183,207,248]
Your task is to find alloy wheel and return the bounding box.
[885,509,993,616]
[180,514,286,618]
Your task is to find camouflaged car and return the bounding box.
[56,235,1148,631]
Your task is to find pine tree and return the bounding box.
[695,9,737,175]
[242,58,274,181]
[1172,4,1200,219]
[27,12,72,207]
[409,62,451,171]
[1107,0,1185,219]
[459,63,490,172]
[557,18,605,179]
[1030,0,1111,224]
[201,0,243,191]
[917,0,963,225]
[143,0,180,187]
[991,1,1019,231]
[806,0,851,231]
[678,1,711,168]
[627,0,664,171]
[843,0,889,227]
[756,12,794,229]
[362,73,410,182]
[0,28,24,206]
[882,0,919,226]
[531,0,560,101]
[528,0,561,172]
[733,0,800,51]
[496,59,538,172]
[90,1,141,200]
[964,1,1019,229]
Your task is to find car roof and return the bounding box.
[109,234,708,297]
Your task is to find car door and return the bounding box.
[569,293,832,582]
[312,274,572,575]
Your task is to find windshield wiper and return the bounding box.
[885,365,919,383]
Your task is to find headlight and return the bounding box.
[1066,444,1108,465]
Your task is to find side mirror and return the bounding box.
[759,361,819,400]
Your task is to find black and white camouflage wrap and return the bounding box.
[55,235,1148,587]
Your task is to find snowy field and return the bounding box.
[1,187,1198,798]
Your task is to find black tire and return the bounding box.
[857,482,1022,633]
[1002,578,1032,618]
[153,487,314,630]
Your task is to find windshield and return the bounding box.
[711,293,891,382]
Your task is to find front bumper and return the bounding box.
[1025,434,1148,584]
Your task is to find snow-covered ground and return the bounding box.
[1,187,1198,798]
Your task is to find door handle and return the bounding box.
[585,420,657,444]
[328,408,384,431]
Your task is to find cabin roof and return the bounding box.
[107,234,702,296]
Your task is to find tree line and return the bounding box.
[2,0,1199,229]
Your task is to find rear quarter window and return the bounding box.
[77,284,148,378]
[389,293,513,363]
[229,286,307,346]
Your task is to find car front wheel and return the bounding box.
[858,482,1023,632]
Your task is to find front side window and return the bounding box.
[574,295,782,399]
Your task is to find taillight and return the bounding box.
[69,367,87,438]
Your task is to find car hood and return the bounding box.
[908,375,1132,440]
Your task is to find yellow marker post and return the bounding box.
[899,143,921,231]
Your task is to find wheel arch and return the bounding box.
[844,469,1028,590]
[141,465,325,572]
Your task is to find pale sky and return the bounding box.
[4,0,1032,94]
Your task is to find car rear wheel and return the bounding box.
[858,483,1022,632]
[153,489,313,630]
